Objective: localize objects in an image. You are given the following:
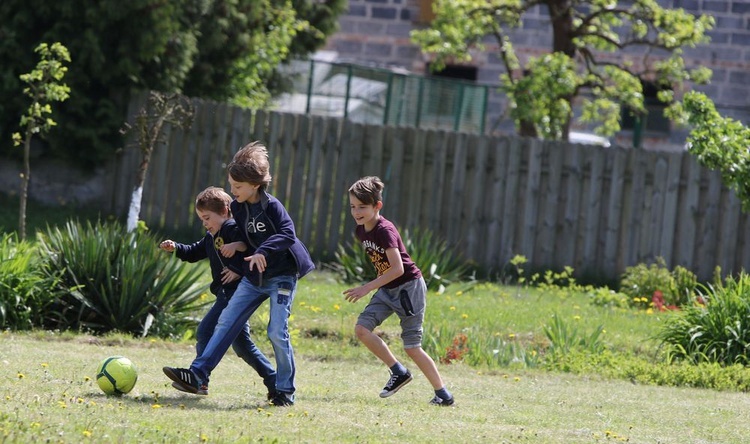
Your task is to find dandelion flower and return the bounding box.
[82,430,92,438]
[333,304,340,310]
[152,404,162,409]
[508,333,516,339]
[514,377,521,382]
[573,315,581,321]
[41,363,49,368]
[461,314,468,319]
[455,291,463,296]
[450,306,456,311]
[17,373,24,379]
[84,376,91,382]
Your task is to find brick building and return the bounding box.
[322,0,750,150]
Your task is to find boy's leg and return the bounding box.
[196,295,229,358]
[265,276,297,399]
[356,289,412,397]
[400,278,453,405]
[189,278,267,382]
[231,322,277,396]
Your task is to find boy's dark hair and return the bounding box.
[349,176,384,206]
[195,186,232,215]
[227,141,272,190]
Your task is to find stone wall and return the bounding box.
[323,0,750,149]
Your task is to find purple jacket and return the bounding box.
[230,189,315,285]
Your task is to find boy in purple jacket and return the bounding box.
[164,143,314,407]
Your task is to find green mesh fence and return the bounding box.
[275,59,488,134]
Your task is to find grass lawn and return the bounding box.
[2,332,749,443]
[2,272,750,443]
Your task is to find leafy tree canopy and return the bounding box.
[0,0,345,168]
[411,0,714,140]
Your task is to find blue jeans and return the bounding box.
[195,288,276,392]
[191,275,298,395]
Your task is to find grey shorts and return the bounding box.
[356,277,427,349]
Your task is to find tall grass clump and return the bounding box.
[658,273,750,366]
[0,233,61,329]
[36,220,209,337]
[332,227,472,291]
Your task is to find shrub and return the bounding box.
[36,220,209,337]
[620,257,698,308]
[658,273,750,366]
[0,233,61,330]
[331,227,473,291]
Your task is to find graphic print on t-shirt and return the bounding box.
[362,240,390,276]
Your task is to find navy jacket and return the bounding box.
[230,189,315,286]
[173,219,246,296]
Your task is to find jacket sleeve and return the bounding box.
[174,238,208,263]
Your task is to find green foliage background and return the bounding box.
[0,0,346,169]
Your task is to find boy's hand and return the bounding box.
[220,243,238,258]
[159,240,175,252]
[343,286,370,303]
[220,268,240,284]
[245,253,267,273]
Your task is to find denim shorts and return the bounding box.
[356,277,426,349]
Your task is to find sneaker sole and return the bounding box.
[162,367,200,395]
[379,374,413,398]
[171,381,208,396]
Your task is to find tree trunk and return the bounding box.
[548,0,576,140]
[18,130,32,240]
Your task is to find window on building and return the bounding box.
[621,82,671,135]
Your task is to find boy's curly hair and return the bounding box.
[227,141,272,189]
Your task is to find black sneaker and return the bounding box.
[429,395,455,406]
[171,381,209,396]
[266,390,278,401]
[269,392,294,407]
[379,370,413,398]
[163,367,205,395]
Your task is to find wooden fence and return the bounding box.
[106,95,750,281]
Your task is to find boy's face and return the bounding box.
[196,209,227,235]
[349,194,381,229]
[228,175,261,204]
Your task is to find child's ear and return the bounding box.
[375,201,383,211]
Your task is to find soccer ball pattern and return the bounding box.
[96,356,138,396]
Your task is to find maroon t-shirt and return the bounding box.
[355,216,422,289]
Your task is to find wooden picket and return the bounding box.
[109,96,750,281]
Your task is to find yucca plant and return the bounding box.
[36,220,209,336]
[658,274,750,366]
[331,227,473,291]
[0,233,61,329]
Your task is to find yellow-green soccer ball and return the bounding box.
[96,356,138,396]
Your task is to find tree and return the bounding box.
[0,0,345,168]
[122,92,193,232]
[11,43,70,240]
[680,92,750,211]
[411,0,714,141]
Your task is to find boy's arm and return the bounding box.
[343,248,403,302]
[220,241,247,258]
[171,238,208,263]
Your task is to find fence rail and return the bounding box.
[107,95,750,281]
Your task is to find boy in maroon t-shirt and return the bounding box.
[343,176,454,406]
